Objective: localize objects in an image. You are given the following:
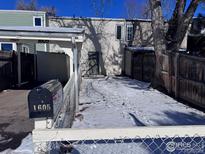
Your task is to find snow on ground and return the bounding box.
[1,134,33,154]
[73,76,205,128]
[71,76,205,154]
[3,77,205,154]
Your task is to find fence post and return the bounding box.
[174,52,180,99]
[167,51,172,94]
[33,44,37,81]
[28,80,63,153]
[17,43,21,87]
[72,37,79,112]
[33,119,52,153]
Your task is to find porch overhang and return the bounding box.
[0,26,84,106]
[0,26,84,42]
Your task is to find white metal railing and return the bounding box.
[33,125,205,153]
[53,73,75,128]
[33,125,205,142]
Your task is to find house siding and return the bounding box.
[48,17,189,76]
[128,21,153,47]
[49,17,126,76]
[0,10,46,53]
[127,20,188,49]
[0,11,45,27]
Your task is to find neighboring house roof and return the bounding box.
[49,16,152,22]
[49,16,126,21]
[126,18,152,22]
[0,9,46,14]
[1,10,151,23]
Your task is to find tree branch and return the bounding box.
[184,0,200,21]
[166,0,186,43]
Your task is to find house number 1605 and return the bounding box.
[33,104,51,112]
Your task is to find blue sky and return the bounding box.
[0,0,204,18]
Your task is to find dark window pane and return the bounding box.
[127,26,133,41]
[1,43,13,51]
[116,26,122,40]
[35,18,42,26]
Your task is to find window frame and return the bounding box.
[0,42,14,52]
[126,24,134,41]
[33,16,43,27]
[22,45,30,53]
[116,25,123,40]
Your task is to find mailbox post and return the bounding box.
[28,80,63,153]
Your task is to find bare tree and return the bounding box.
[149,0,204,87]
[146,0,204,51]
[16,0,56,16]
[27,0,37,10]
[124,0,174,19]
[41,6,56,17]
[125,0,138,19]
[165,0,204,51]
[16,0,37,10]
[140,0,152,19]
[91,0,112,17]
[16,0,26,10]
[150,0,166,86]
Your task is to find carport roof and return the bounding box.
[0,26,84,42]
[0,26,84,34]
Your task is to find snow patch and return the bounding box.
[2,134,33,154]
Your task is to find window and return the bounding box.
[1,43,13,51]
[22,45,29,53]
[116,25,122,40]
[127,25,134,41]
[33,16,43,27]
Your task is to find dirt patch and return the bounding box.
[0,90,34,152]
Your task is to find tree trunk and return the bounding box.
[150,0,166,87]
[150,0,201,89]
[166,0,200,51]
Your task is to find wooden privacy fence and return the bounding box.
[0,51,36,90]
[124,47,205,109]
[131,52,155,82]
[124,47,155,82]
[20,53,35,83]
[0,51,15,91]
[169,52,205,108]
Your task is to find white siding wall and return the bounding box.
[49,18,126,76]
